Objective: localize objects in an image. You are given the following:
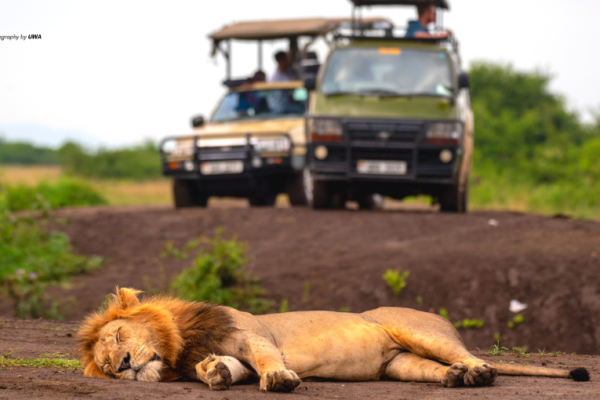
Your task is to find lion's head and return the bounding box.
[78,288,185,382]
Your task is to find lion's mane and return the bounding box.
[78,288,238,380]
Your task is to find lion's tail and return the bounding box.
[493,363,589,381]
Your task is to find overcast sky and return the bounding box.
[1,0,599,148]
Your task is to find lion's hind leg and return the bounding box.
[385,353,468,388]
[365,307,497,387]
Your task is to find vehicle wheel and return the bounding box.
[439,183,468,213]
[286,167,312,206]
[248,192,277,207]
[357,193,385,210]
[173,179,208,208]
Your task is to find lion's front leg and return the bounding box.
[196,355,255,390]
[245,335,301,392]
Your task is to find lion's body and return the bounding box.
[78,289,589,392]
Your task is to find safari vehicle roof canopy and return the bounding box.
[210,17,392,83]
[209,17,392,42]
[349,0,449,9]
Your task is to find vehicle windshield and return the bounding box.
[320,47,453,97]
[211,88,308,123]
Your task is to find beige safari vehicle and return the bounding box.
[159,17,389,207]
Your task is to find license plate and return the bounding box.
[200,160,244,175]
[357,160,407,175]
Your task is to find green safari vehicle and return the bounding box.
[305,0,473,212]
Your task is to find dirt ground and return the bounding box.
[1,201,600,398]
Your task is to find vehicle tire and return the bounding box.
[248,192,277,207]
[439,183,468,213]
[357,193,385,210]
[286,167,312,206]
[173,179,208,208]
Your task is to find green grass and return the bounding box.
[1,177,107,212]
[0,355,81,370]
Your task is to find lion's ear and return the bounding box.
[84,362,110,379]
[114,287,142,310]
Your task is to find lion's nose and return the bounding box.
[118,353,131,372]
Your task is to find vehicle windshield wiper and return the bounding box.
[377,92,453,99]
[323,91,362,97]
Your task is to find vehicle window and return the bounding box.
[321,48,453,97]
[211,89,306,123]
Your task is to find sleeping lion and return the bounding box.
[78,288,590,391]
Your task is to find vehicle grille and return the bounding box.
[346,121,421,143]
[197,145,247,161]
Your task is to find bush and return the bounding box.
[2,178,107,212]
[0,196,102,318]
[469,62,600,218]
[170,230,272,314]
[58,141,162,180]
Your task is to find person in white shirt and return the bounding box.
[270,51,298,82]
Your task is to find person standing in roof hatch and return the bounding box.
[405,3,452,39]
[270,51,299,82]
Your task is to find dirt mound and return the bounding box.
[2,202,600,354]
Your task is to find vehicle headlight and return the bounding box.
[250,137,290,153]
[163,139,195,159]
[426,122,463,145]
[308,118,343,142]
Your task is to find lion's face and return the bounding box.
[94,319,163,382]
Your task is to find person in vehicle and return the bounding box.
[270,51,298,82]
[252,70,266,82]
[406,4,452,39]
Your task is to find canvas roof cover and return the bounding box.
[349,0,449,10]
[209,17,392,41]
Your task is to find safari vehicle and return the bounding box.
[305,0,473,212]
[159,17,388,208]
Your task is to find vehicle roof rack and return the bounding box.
[349,0,449,10]
[209,17,391,42]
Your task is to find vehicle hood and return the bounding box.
[184,118,305,145]
[311,94,458,120]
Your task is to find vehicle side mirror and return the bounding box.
[304,77,316,92]
[191,115,205,128]
[458,73,470,90]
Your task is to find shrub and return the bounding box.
[2,178,107,211]
[0,195,102,318]
[383,269,410,295]
[170,230,272,314]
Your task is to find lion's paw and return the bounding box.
[199,356,232,391]
[259,369,301,392]
[463,364,497,387]
[441,363,468,388]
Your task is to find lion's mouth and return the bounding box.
[114,353,163,382]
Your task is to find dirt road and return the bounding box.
[1,202,600,398]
